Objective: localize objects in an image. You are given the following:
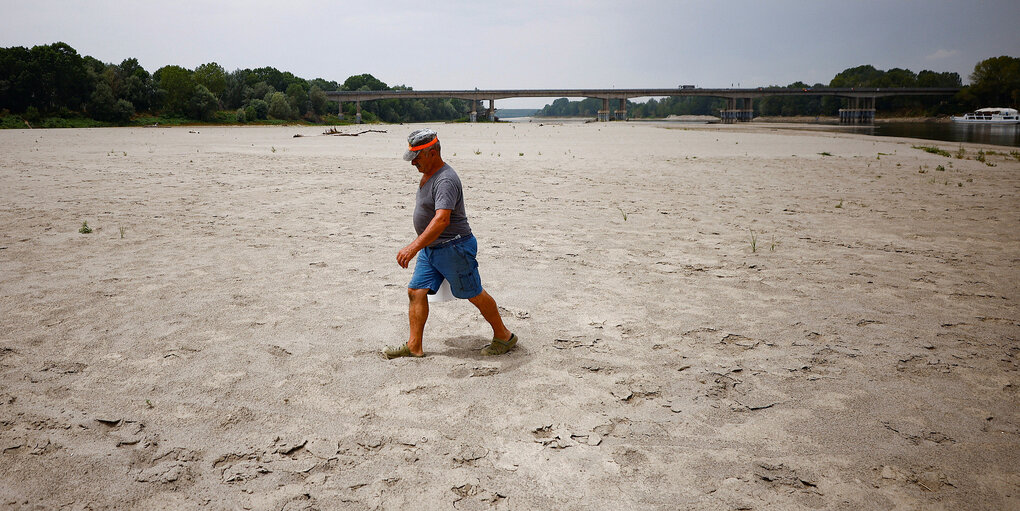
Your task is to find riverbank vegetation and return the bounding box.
[0,42,483,127]
[0,43,1016,126]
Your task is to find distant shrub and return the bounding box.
[24,106,40,122]
[188,84,219,121]
[248,99,268,120]
[113,99,135,123]
[235,107,247,123]
[267,92,293,119]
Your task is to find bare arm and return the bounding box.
[397,209,451,268]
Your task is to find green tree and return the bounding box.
[0,46,33,112]
[286,83,308,115]
[189,84,219,120]
[28,42,91,112]
[247,81,275,104]
[193,62,227,97]
[267,91,293,119]
[342,73,387,91]
[117,58,154,111]
[829,65,885,88]
[155,65,194,114]
[308,85,327,115]
[917,70,961,88]
[248,66,285,91]
[969,56,1020,106]
[248,98,269,119]
[222,69,249,109]
[90,82,117,120]
[309,78,339,92]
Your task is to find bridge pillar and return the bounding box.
[615,98,627,120]
[598,98,611,122]
[337,100,342,121]
[488,99,495,121]
[470,100,477,123]
[721,98,735,123]
[839,96,875,124]
[720,98,753,123]
[355,101,362,124]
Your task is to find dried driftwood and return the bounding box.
[322,128,388,136]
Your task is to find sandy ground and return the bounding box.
[1,122,1018,510]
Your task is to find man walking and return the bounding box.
[385,128,518,359]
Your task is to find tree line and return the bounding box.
[2,43,1017,125]
[536,57,1019,118]
[0,42,481,126]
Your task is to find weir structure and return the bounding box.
[324,88,958,124]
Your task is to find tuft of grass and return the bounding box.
[119,227,126,239]
[935,165,945,171]
[749,229,757,253]
[770,235,777,252]
[271,146,276,153]
[835,199,843,209]
[474,149,481,155]
[519,152,524,157]
[976,150,985,163]
[955,146,966,159]
[912,145,951,157]
[79,221,92,234]
[617,207,627,221]
[1010,150,1020,162]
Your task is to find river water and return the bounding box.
[505,116,1020,147]
[842,122,1020,148]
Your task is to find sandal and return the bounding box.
[384,343,425,359]
[481,333,518,356]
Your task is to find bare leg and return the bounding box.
[407,288,429,355]
[467,289,512,341]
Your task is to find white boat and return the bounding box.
[951,107,1020,124]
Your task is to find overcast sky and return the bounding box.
[2,0,1017,108]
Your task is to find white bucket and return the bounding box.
[428,279,457,303]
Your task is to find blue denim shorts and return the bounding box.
[408,234,483,299]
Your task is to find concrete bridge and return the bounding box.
[324,87,960,124]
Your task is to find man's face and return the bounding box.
[411,148,432,173]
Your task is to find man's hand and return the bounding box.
[397,243,420,268]
[397,209,451,269]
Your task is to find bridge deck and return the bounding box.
[324,87,960,102]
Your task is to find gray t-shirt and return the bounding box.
[413,164,472,247]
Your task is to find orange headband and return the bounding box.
[409,137,438,152]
